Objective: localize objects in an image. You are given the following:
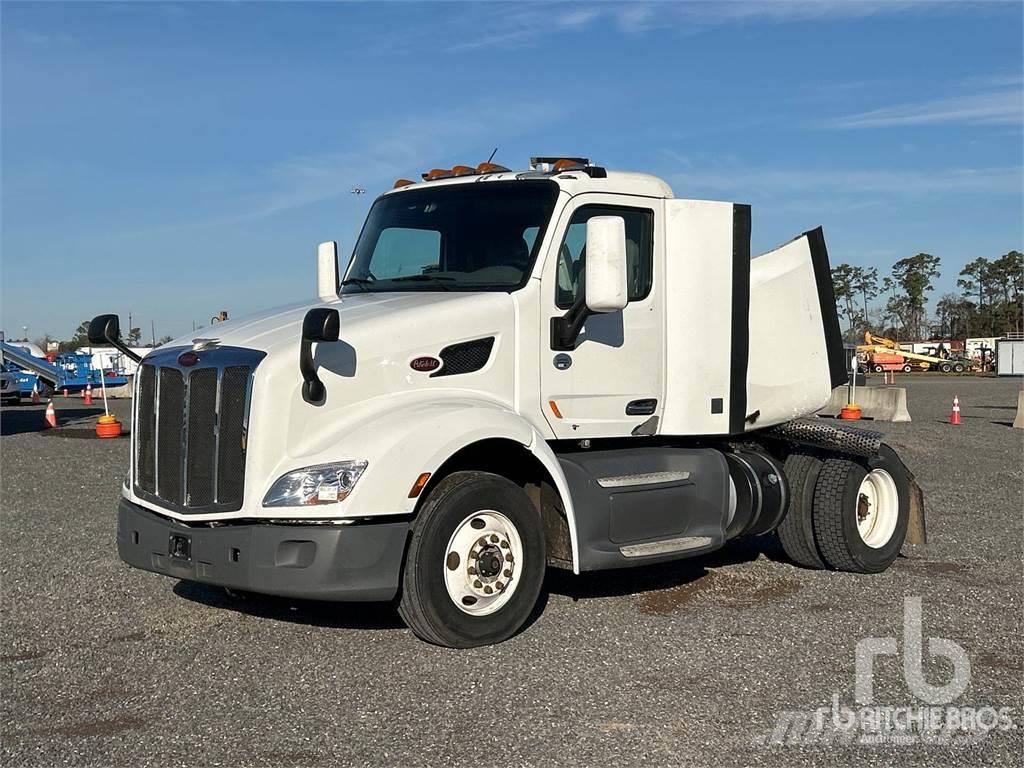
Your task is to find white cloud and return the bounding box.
[825,87,1024,129]
[662,157,1023,200]
[242,101,560,219]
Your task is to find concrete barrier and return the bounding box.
[97,377,133,399]
[816,385,911,422]
[1014,390,1024,429]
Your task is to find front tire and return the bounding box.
[811,446,909,573]
[398,471,545,648]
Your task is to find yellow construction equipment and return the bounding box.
[857,332,968,373]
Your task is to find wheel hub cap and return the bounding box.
[444,510,523,616]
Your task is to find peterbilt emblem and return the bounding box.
[178,351,200,367]
[410,356,441,373]
[191,338,220,351]
[553,353,572,370]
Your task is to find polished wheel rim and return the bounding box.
[856,469,899,548]
[443,510,523,616]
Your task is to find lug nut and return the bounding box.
[489,534,499,543]
[473,580,483,589]
[500,541,509,549]
[484,586,493,594]
[503,569,512,578]
[505,553,513,562]
[467,567,477,575]
[496,581,505,590]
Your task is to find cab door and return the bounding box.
[539,194,664,439]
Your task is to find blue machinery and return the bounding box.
[0,341,128,396]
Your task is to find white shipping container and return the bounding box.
[996,339,1024,376]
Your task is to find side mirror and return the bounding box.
[317,241,340,302]
[584,216,628,313]
[88,314,120,346]
[300,307,340,404]
[87,314,143,362]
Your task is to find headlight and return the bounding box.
[262,461,368,507]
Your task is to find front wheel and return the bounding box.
[872,364,884,373]
[953,363,965,373]
[398,471,546,648]
[902,364,913,373]
[940,362,952,373]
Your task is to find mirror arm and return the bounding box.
[550,294,592,351]
[108,336,143,364]
[299,337,324,404]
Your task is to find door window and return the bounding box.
[556,206,653,308]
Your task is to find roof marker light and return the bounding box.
[393,178,415,188]
[423,168,453,181]
[450,165,475,176]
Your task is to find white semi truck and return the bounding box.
[91,157,924,648]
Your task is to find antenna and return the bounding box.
[486,147,498,164]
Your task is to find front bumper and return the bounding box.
[117,499,409,602]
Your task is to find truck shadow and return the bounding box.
[1,406,107,436]
[172,580,405,631]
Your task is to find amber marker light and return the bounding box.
[548,400,563,419]
[408,472,432,498]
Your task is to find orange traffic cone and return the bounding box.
[949,395,961,425]
[31,382,40,404]
[84,384,93,405]
[44,399,57,428]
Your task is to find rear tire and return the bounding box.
[398,471,545,648]
[872,364,884,373]
[940,363,952,373]
[776,453,826,569]
[811,446,909,573]
[902,364,913,373]
[953,363,965,373]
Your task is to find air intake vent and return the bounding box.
[432,337,495,378]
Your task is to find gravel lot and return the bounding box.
[2,378,1022,767]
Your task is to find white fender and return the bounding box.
[260,395,583,572]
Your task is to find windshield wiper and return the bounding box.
[390,274,455,290]
[341,277,374,292]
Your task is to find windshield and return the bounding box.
[342,180,560,293]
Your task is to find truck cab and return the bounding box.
[95,157,920,647]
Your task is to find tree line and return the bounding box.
[9,321,175,354]
[831,250,1022,342]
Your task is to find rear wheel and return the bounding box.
[902,364,913,373]
[775,453,825,569]
[872,364,884,373]
[953,363,965,373]
[940,362,952,373]
[811,446,909,573]
[398,471,545,648]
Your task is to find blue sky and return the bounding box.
[2,0,1022,342]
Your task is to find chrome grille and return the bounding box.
[134,346,264,514]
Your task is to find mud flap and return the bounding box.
[902,473,928,556]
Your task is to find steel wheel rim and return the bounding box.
[856,469,899,548]
[443,510,523,616]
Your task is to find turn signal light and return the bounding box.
[408,472,432,498]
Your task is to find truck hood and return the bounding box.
[164,292,511,355]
